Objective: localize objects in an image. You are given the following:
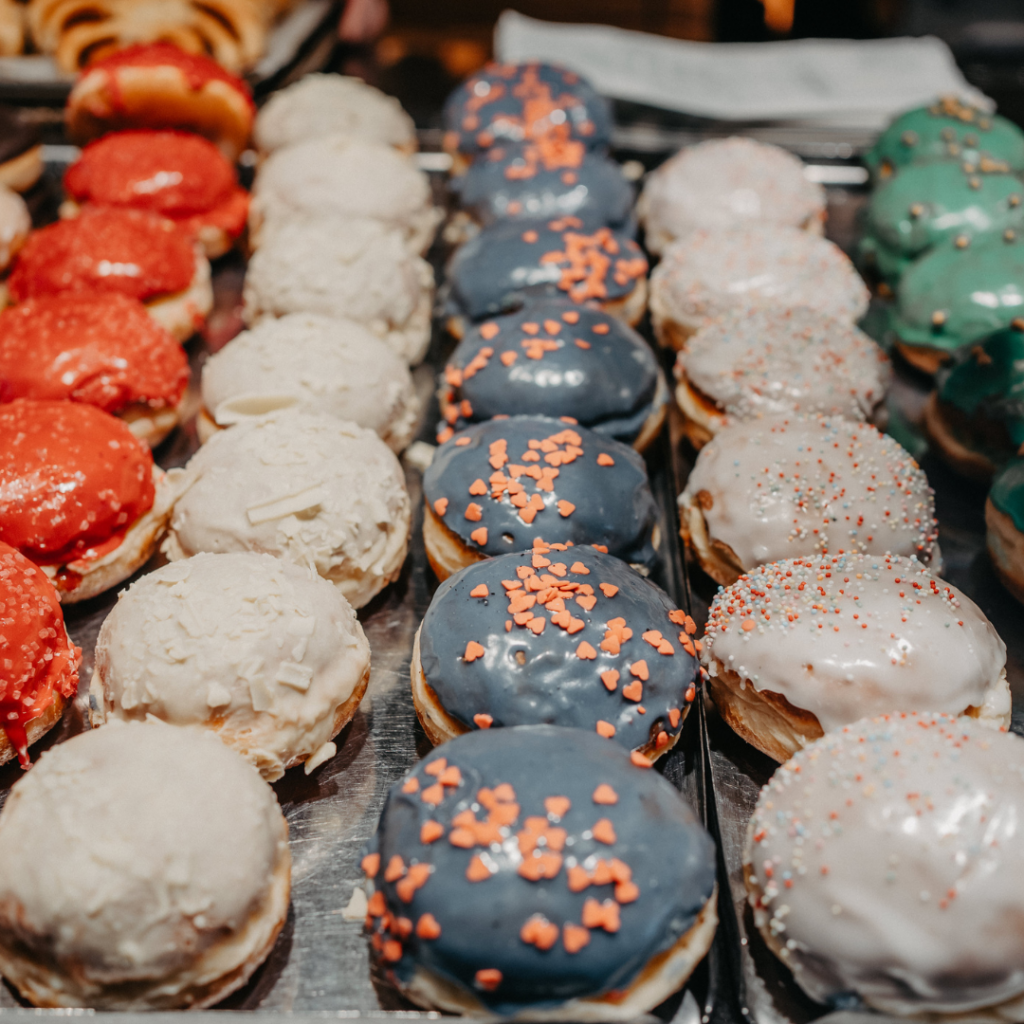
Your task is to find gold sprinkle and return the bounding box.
[1013,318,1024,332]
[901,130,918,146]
[1006,229,1017,242]
[932,310,948,327]
[954,234,970,248]
[909,203,925,218]
[968,176,981,190]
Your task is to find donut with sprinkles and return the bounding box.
[363,725,717,1019]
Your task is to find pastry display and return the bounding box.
[422,416,659,580]
[444,218,648,336]
[0,540,80,768]
[0,399,175,602]
[362,725,717,1019]
[638,137,826,256]
[242,217,433,364]
[91,551,371,781]
[649,225,870,350]
[0,293,189,447]
[678,414,940,586]
[986,455,1024,603]
[0,107,44,193]
[675,307,890,448]
[746,713,1024,1016]
[703,553,1009,762]
[199,311,420,452]
[0,721,290,1009]
[0,183,30,272]
[412,547,700,760]
[7,206,213,342]
[64,43,256,161]
[253,73,417,156]
[437,297,666,450]
[164,410,410,609]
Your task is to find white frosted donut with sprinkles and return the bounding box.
[678,414,940,586]
[702,553,1008,762]
[745,713,1024,1017]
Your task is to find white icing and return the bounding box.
[0,184,29,270]
[92,552,370,781]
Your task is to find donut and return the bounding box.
[0,399,175,602]
[253,73,416,156]
[678,414,940,586]
[0,183,30,272]
[362,725,717,1019]
[442,61,612,174]
[864,96,1024,181]
[0,106,44,193]
[411,547,700,761]
[437,298,666,451]
[249,135,440,255]
[164,410,410,609]
[444,218,648,337]
[890,230,1024,374]
[422,416,659,581]
[0,540,80,768]
[674,307,890,449]
[986,455,1024,603]
[7,206,213,343]
[745,713,1024,1016]
[649,225,869,351]
[637,137,826,256]
[241,217,433,364]
[91,552,371,781]
[0,721,290,1009]
[702,553,1009,763]
[199,312,420,452]
[0,293,190,447]
[62,129,249,259]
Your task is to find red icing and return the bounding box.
[0,293,189,413]
[0,399,155,564]
[8,207,196,303]
[0,540,80,766]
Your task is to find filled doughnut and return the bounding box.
[649,225,869,350]
[164,410,410,609]
[199,311,420,452]
[638,137,826,256]
[746,713,1024,1017]
[362,725,717,1019]
[986,455,1024,604]
[0,293,189,447]
[444,218,648,337]
[678,414,940,586]
[0,399,175,602]
[0,185,29,272]
[411,547,700,760]
[0,721,290,1009]
[7,206,213,342]
[702,553,1009,763]
[422,416,659,581]
[674,307,890,449]
[0,540,80,768]
[0,106,44,193]
[91,551,371,781]
[437,297,666,450]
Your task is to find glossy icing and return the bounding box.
[680,414,939,569]
[0,399,155,565]
[446,218,647,323]
[423,416,658,568]
[443,62,612,158]
[704,553,1006,733]
[419,547,699,751]
[988,455,1024,532]
[438,298,661,444]
[363,725,716,1015]
[746,713,1024,1015]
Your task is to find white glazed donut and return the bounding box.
[678,414,940,586]
[242,218,433,365]
[0,183,29,272]
[638,138,826,256]
[164,410,411,609]
[745,713,1024,1018]
[91,552,371,781]
[0,720,290,1010]
[199,312,421,451]
[702,553,1009,762]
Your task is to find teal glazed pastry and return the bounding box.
[890,229,1024,374]
[925,320,1024,479]
[859,160,1024,288]
[987,456,1024,603]
[864,97,1024,181]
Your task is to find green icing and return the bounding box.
[989,455,1024,530]
[865,99,1024,180]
